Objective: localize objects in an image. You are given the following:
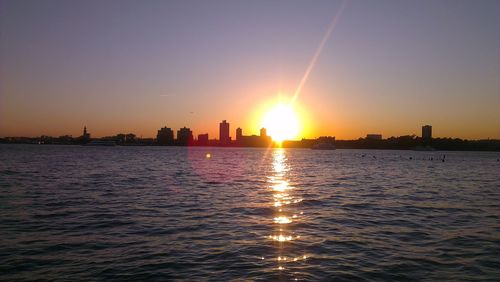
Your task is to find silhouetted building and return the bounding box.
[219,120,231,145]
[197,133,209,146]
[236,127,242,141]
[78,126,91,144]
[235,127,272,147]
[366,134,382,140]
[422,125,432,141]
[282,136,335,148]
[177,127,193,145]
[260,128,267,137]
[82,126,91,140]
[317,136,336,143]
[282,138,316,148]
[157,126,174,145]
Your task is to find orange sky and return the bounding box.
[1,1,499,140]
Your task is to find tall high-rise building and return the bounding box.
[422,125,432,140]
[260,128,267,137]
[236,127,242,141]
[157,126,174,145]
[177,127,193,145]
[219,120,230,145]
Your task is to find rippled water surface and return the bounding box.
[1,144,499,281]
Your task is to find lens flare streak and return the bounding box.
[292,0,348,104]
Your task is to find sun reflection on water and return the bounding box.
[265,148,308,278]
[274,216,292,224]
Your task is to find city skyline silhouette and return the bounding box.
[2,121,499,152]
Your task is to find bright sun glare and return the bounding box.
[262,103,300,143]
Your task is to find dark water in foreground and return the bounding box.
[1,145,499,281]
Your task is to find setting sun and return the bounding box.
[261,103,300,143]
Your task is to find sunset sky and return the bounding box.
[1,0,499,140]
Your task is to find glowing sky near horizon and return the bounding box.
[0,0,499,139]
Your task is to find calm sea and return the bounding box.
[1,144,499,281]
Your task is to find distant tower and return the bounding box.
[82,126,90,140]
[236,127,242,141]
[422,125,432,141]
[260,127,267,137]
[219,120,230,145]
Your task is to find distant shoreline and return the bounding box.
[1,142,500,152]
